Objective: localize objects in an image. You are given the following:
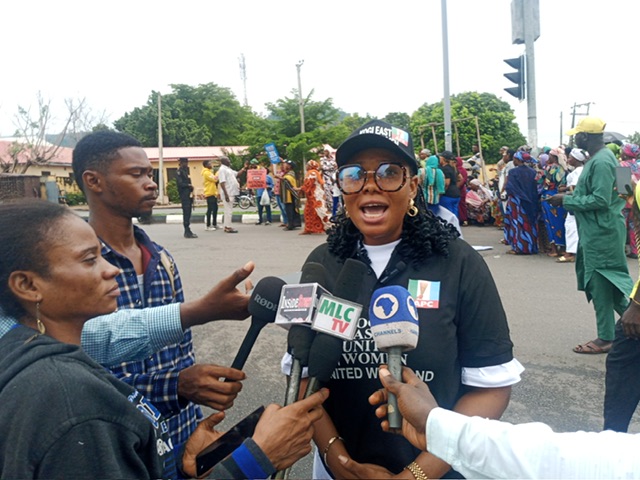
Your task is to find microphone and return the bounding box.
[277,263,327,480]
[378,261,407,284]
[369,285,419,429]
[284,263,327,406]
[305,258,368,397]
[228,276,286,372]
[275,263,329,328]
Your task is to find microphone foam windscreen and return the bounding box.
[288,325,316,365]
[248,276,287,324]
[307,333,344,382]
[333,258,369,302]
[300,262,328,289]
[369,285,419,352]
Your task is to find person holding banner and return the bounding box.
[252,162,274,226]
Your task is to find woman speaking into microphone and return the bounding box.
[299,120,524,479]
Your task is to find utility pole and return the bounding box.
[523,0,538,155]
[239,53,248,107]
[568,102,593,147]
[441,0,452,152]
[559,111,563,145]
[157,92,165,204]
[296,60,306,176]
[509,0,540,154]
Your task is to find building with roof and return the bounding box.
[0,140,249,202]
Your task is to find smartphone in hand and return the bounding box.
[195,406,265,477]
[615,166,633,196]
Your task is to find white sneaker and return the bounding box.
[205,226,216,231]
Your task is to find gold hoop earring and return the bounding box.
[36,302,46,335]
[407,199,419,217]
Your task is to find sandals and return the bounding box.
[556,255,575,263]
[573,340,612,354]
[224,227,238,233]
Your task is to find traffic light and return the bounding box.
[503,55,525,101]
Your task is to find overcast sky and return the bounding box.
[1,0,636,150]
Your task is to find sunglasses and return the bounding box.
[337,163,408,195]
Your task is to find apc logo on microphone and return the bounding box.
[253,293,278,312]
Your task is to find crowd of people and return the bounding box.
[1,118,639,479]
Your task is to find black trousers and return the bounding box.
[604,318,640,432]
[206,196,218,227]
[180,194,192,230]
[285,202,301,229]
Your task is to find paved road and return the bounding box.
[140,220,640,477]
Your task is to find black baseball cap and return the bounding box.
[439,150,454,161]
[336,119,418,174]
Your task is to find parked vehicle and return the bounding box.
[233,190,278,210]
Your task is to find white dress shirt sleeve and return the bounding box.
[426,407,640,479]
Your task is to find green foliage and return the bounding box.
[65,191,86,206]
[166,179,180,204]
[410,92,525,163]
[627,132,640,145]
[382,112,410,131]
[113,83,251,147]
[112,80,524,168]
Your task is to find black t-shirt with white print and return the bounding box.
[304,238,513,477]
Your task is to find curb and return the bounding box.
[136,213,284,225]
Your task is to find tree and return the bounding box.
[627,132,640,146]
[382,112,410,131]
[0,93,86,174]
[240,90,348,167]
[410,92,526,163]
[113,83,253,147]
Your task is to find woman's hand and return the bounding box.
[336,455,398,479]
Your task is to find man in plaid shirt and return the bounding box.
[72,131,249,469]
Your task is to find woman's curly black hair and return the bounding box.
[327,187,459,267]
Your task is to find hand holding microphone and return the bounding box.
[368,366,436,452]
[369,286,419,429]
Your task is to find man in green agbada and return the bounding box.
[548,117,633,354]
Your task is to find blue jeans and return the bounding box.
[276,194,288,224]
[257,202,272,223]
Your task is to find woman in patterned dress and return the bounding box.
[504,151,540,254]
[300,160,330,234]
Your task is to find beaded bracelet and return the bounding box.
[322,436,344,465]
[406,461,429,480]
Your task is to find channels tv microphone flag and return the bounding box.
[228,276,286,373]
[369,285,419,429]
[305,258,368,397]
[284,262,327,407]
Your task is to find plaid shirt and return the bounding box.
[102,226,202,454]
